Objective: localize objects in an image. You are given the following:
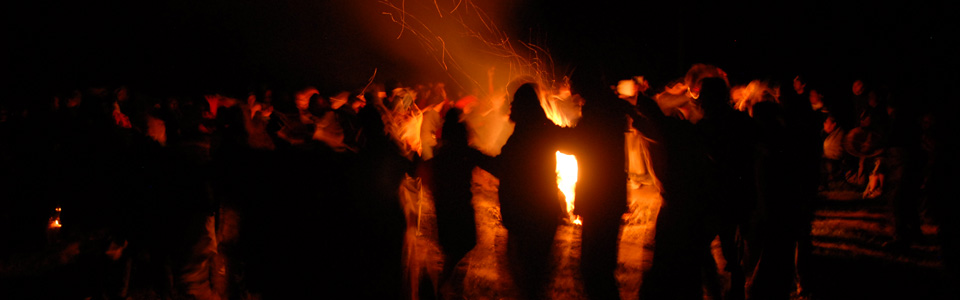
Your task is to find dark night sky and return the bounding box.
[3,0,957,98]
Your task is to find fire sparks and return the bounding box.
[556,151,581,225]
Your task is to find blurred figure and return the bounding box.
[274,87,320,146]
[821,114,847,188]
[793,76,807,96]
[335,92,365,149]
[350,89,413,299]
[571,70,632,300]
[696,78,758,300]
[617,76,657,188]
[429,108,482,299]
[747,101,795,300]
[920,109,960,286]
[635,81,713,300]
[881,96,924,251]
[419,83,449,161]
[484,83,566,299]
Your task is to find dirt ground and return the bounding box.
[404,168,953,300]
[3,166,952,299]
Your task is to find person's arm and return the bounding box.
[633,95,666,143]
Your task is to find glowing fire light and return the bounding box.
[48,207,62,229]
[556,151,581,225]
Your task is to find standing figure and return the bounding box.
[571,72,632,300]
[696,78,758,300]
[635,88,714,300]
[484,83,566,299]
[430,108,482,298]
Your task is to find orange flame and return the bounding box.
[49,218,61,229]
[556,151,581,225]
[49,207,62,229]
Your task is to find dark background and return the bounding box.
[3,0,957,100]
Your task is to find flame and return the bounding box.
[556,151,581,225]
[49,207,62,229]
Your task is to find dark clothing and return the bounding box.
[696,96,758,300]
[429,109,481,282]
[483,84,565,299]
[747,100,818,300]
[572,89,632,300]
[634,95,714,300]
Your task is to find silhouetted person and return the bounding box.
[882,97,924,250]
[347,95,411,299]
[695,78,757,300]
[634,91,713,300]
[429,108,482,298]
[781,81,823,293]
[747,101,799,300]
[570,72,631,300]
[484,83,566,299]
[922,108,960,287]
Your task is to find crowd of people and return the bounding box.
[0,63,957,300]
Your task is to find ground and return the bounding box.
[405,168,953,300]
[1,167,953,299]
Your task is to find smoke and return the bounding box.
[365,0,572,156]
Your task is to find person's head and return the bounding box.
[636,76,650,95]
[859,110,872,128]
[809,89,824,108]
[616,79,638,99]
[440,108,468,146]
[295,87,318,111]
[793,75,806,95]
[264,89,273,104]
[246,92,257,107]
[752,101,784,129]
[921,111,935,131]
[509,83,546,125]
[824,115,838,133]
[350,96,366,113]
[115,86,129,102]
[65,89,82,108]
[308,93,328,113]
[434,82,447,99]
[867,91,879,108]
[852,80,865,96]
[164,97,179,111]
[699,77,731,115]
